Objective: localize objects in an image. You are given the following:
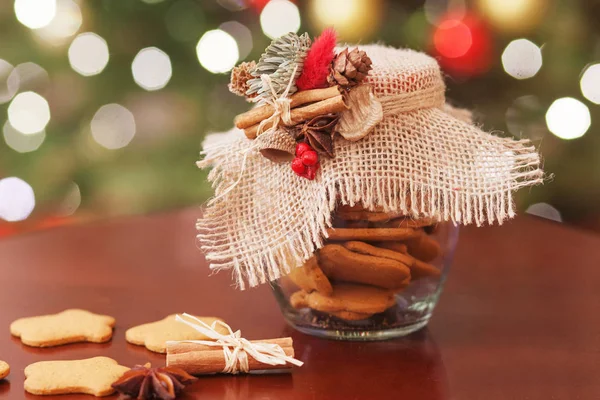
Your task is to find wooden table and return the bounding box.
[0,209,598,400]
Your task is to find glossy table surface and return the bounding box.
[0,208,599,400]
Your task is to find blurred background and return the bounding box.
[0,0,597,237]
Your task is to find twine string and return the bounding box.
[169,313,303,374]
[207,142,259,205]
[208,66,299,203]
[255,64,298,137]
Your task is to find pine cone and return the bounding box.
[229,61,257,98]
[328,48,373,89]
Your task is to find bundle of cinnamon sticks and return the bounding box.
[235,86,346,139]
[166,338,296,375]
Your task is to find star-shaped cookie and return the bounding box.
[10,309,115,347]
[0,360,9,380]
[24,357,129,396]
[126,314,228,353]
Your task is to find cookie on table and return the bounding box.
[126,314,228,353]
[10,309,115,347]
[0,360,9,380]
[24,356,129,397]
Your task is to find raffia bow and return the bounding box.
[169,314,303,374]
[337,83,445,141]
[254,65,298,138]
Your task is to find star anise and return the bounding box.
[291,114,340,158]
[112,363,196,400]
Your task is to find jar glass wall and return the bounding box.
[271,204,459,340]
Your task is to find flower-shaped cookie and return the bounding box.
[0,360,9,380]
[10,309,115,347]
[24,357,129,396]
[126,314,227,353]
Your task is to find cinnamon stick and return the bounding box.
[244,95,348,139]
[325,228,420,241]
[235,86,340,129]
[166,338,296,375]
[167,337,293,355]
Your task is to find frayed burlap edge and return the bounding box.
[196,109,543,289]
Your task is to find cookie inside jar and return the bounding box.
[277,203,452,336]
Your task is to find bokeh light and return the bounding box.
[476,0,547,33]
[10,62,49,93]
[35,0,82,45]
[260,0,300,39]
[501,39,542,80]
[0,60,19,104]
[8,91,51,134]
[59,181,81,216]
[131,47,172,91]
[580,64,600,105]
[433,18,472,58]
[91,104,136,150]
[545,97,590,140]
[0,177,36,222]
[68,32,110,76]
[220,21,253,61]
[433,13,493,76]
[424,0,466,25]
[217,0,247,12]
[196,29,239,74]
[505,95,546,140]
[309,0,382,42]
[14,0,57,29]
[3,121,46,153]
[526,202,562,222]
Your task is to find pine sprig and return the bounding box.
[246,32,312,104]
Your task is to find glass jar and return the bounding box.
[271,204,459,340]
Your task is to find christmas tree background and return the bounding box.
[0,0,598,236]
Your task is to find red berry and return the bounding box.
[301,150,318,166]
[295,142,312,157]
[291,157,306,176]
[304,163,319,180]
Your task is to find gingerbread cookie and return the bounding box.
[331,218,370,229]
[287,256,333,295]
[410,259,441,279]
[343,241,414,267]
[24,357,129,396]
[345,241,439,279]
[290,283,395,314]
[126,314,228,353]
[336,209,401,222]
[318,244,410,289]
[10,309,115,347]
[405,231,441,262]
[0,360,9,380]
[326,227,419,241]
[374,241,407,254]
[375,216,438,229]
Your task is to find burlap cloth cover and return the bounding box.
[197,45,543,289]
